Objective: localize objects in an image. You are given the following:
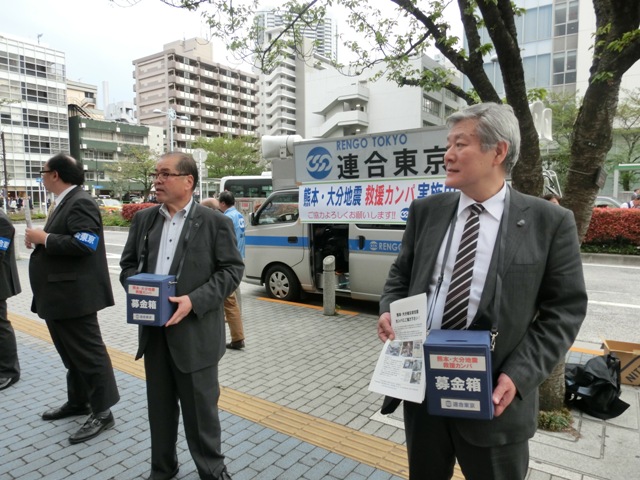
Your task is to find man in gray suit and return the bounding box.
[120,152,244,480]
[378,103,588,480]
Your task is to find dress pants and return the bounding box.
[144,327,226,480]
[45,311,119,412]
[0,301,20,380]
[403,400,529,480]
[223,291,244,343]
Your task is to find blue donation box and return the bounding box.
[126,274,177,326]
[424,329,494,420]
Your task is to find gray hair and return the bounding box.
[446,102,521,174]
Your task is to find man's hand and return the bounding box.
[492,372,517,417]
[24,227,47,248]
[165,295,193,327]
[377,312,395,342]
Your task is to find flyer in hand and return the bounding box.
[368,293,427,404]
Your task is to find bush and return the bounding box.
[583,208,640,254]
[121,203,156,222]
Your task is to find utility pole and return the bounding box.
[1,131,8,213]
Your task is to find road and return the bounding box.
[13,223,640,347]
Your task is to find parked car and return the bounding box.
[96,198,123,213]
[594,196,622,208]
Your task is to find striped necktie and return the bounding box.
[441,203,484,330]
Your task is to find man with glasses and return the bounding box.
[25,153,119,444]
[120,152,244,480]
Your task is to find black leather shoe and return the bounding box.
[69,412,115,444]
[0,376,19,390]
[146,467,179,480]
[219,467,233,480]
[226,340,245,350]
[42,402,91,420]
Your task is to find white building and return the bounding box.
[0,33,68,205]
[254,9,337,60]
[256,29,463,139]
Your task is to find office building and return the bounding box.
[133,38,260,153]
[465,0,640,96]
[0,33,68,207]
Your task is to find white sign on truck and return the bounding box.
[291,126,452,223]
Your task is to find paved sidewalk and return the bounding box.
[2,250,640,479]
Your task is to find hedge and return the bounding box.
[584,208,640,246]
[121,203,157,221]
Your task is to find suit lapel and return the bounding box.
[169,203,203,276]
[44,186,80,230]
[473,188,530,325]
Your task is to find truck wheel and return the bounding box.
[265,265,301,301]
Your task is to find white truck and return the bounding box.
[243,126,452,302]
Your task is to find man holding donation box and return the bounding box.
[120,152,244,480]
[377,103,588,480]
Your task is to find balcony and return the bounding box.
[312,109,369,138]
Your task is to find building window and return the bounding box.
[422,96,441,117]
[553,50,577,85]
[555,0,579,37]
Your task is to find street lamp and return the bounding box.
[153,108,189,152]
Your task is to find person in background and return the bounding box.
[24,153,119,444]
[217,191,246,350]
[0,209,22,391]
[377,103,587,480]
[201,196,246,350]
[120,153,243,480]
[621,194,640,209]
[542,193,561,205]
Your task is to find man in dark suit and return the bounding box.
[378,103,588,480]
[0,210,22,391]
[25,153,119,444]
[120,152,244,480]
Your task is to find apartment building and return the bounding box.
[0,33,68,206]
[254,9,338,60]
[133,38,260,152]
[67,116,163,197]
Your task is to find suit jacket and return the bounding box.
[380,188,588,447]
[0,211,21,301]
[29,186,114,320]
[119,203,244,373]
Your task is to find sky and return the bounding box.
[1,0,243,108]
[1,0,460,110]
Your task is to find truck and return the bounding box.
[243,126,560,302]
[243,126,452,302]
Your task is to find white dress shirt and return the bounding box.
[427,183,506,330]
[154,200,193,275]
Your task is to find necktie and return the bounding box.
[441,203,484,330]
[47,200,56,216]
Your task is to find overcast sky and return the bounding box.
[2,1,459,110]
[1,0,244,108]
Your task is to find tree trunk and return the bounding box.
[539,361,567,411]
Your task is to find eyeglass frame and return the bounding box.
[149,172,191,181]
[39,170,54,176]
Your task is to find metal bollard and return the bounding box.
[323,255,336,316]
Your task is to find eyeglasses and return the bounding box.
[39,170,53,176]
[149,172,190,181]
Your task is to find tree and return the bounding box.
[156,0,640,415]
[191,136,263,178]
[607,88,640,191]
[107,146,158,201]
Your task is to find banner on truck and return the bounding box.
[293,126,449,184]
[299,177,451,224]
